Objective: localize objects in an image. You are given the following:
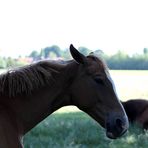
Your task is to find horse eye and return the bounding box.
[94,78,104,85]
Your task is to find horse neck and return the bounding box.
[12,61,78,135]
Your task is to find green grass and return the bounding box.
[24,111,148,148]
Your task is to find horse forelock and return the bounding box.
[0,60,62,98]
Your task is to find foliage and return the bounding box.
[1,46,148,69]
[143,48,148,55]
[102,50,148,70]
[28,46,148,70]
[0,57,7,68]
[24,112,148,148]
[29,50,40,60]
[0,57,30,69]
[78,47,91,56]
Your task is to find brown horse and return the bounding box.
[122,99,148,129]
[0,44,128,147]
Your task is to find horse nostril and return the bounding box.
[116,118,123,128]
[106,116,128,139]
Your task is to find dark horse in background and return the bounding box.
[0,44,128,147]
[122,99,148,129]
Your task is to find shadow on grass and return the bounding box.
[24,112,148,148]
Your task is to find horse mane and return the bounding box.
[0,60,63,97]
[0,54,108,98]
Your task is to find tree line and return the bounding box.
[29,46,148,70]
[0,57,26,69]
[103,49,148,70]
[0,46,148,70]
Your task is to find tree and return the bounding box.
[43,45,61,58]
[6,57,16,68]
[0,57,6,68]
[29,50,39,60]
[143,48,148,54]
[78,47,91,56]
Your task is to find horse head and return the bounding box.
[69,44,129,139]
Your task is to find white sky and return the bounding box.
[0,0,148,57]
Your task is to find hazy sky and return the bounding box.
[0,0,148,57]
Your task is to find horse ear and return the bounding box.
[70,44,87,64]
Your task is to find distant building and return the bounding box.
[17,57,33,64]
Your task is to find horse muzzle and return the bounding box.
[105,112,129,139]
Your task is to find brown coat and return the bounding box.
[122,99,148,129]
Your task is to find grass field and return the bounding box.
[0,69,148,147]
[24,111,148,148]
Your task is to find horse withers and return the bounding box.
[0,44,128,147]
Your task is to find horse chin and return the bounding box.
[106,128,127,139]
[106,131,117,139]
